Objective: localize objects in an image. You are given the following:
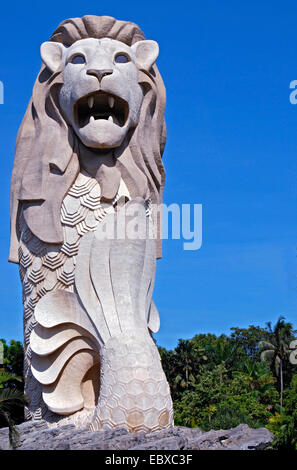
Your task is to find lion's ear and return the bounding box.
[40,42,65,73]
[131,40,159,71]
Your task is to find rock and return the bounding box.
[0,419,48,450]
[131,436,188,450]
[186,424,274,450]
[0,420,274,450]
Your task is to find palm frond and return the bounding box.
[0,388,25,407]
[0,370,22,386]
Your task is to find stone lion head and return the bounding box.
[9,15,166,263]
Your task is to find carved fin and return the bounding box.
[31,336,96,385]
[42,351,100,415]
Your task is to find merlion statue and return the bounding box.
[9,15,173,432]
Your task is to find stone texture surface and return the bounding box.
[18,197,173,432]
[10,15,168,429]
[18,172,131,421]
[0,421,273,451]
[90,330,173,433]
[44,37,158,150]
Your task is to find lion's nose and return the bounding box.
[86,69,113,83]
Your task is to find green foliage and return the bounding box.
[0,370,22,388]
[173,363,277,431]
[0,338,25,447]
[1,317,296,449]
[0,388,25,449]
[267,374,297,449]
[1,339,24,379]
[159,319,297,449]
[158,338,207,400]
[258,317,296,408]
[230,325,270,361]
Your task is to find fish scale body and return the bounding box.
[19,171,129,420]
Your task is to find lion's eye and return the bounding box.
[69,54,86,65]
[115,54,130,64]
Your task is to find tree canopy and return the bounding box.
[158,319,297,449]
[1,317,296,450]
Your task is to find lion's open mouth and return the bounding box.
[75,91,129,128]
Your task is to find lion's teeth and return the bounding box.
[108,96,114,108]
[88,96,94,108]
[90,115,95,123]
[108,115,113,122]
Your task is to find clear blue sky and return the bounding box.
[0,0,296,350]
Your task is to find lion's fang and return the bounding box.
[108,115,113,122]
[108,96,114,108]
[90,115,95,123]
[88,96,94,108]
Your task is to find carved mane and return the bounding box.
[9,15,166,263]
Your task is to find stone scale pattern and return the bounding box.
[18,171,130,421]
[91,331,173,433]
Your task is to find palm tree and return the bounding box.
[233,360,275,395]
[0,370,25,449]
[259,316,296,408]
[205,338,240,382]
[173,339,207,392]
[0,370,22,387]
